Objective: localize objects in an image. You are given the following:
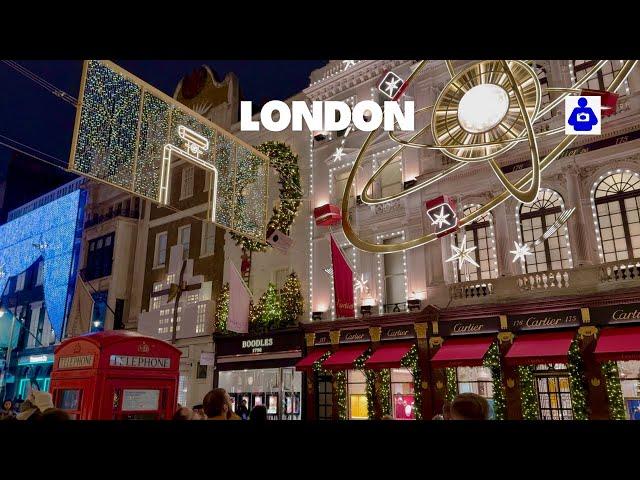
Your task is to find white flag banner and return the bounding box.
[267,229,294,254]
[227,261,251,333]
[66,274,95,337]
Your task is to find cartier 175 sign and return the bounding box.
[508,310,581,332]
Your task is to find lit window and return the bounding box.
[154,232,168,267]
[178,225,191,260]
[347,370,368,420]
[453,204,498,282]
[201,222,215,257]
[519,189,572,273]
[594,171,640,262]
[390,368,415,420]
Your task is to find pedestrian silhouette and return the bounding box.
[568,97,598,131]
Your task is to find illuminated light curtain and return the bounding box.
[0,190,83,340]
[518,189,572,274]
[594,171,640,262]
[453,204,498,282]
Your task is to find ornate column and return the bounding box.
[329,330,341,421]
[564,163,592,267]
[369,326,383,420]
[414,322,433,420]
[304,332,317,421]
[577,308,610,419]
[491,191,518,276]
[497,316,522,420]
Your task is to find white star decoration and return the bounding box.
[33,239,49,251]
[343,60,356,69]
[324,267,334,277]
[446,234,480,270]
[383,76,402,97]
[332,146,345,162]
[431,206,452,229]
[354,274,369,296]
[510,241,534,263]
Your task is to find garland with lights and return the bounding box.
[231,142,302,252]
[380,369,391,417]
[567,339,589,420]
[281,272,304,326]
[518,366,539,420]
[601,361,626,420]
[354,348,376,419]
[482,342,506,420]
[400,345,422,420]
[214,282,229,333]
[311,352,347,420]
[445,368,457,403]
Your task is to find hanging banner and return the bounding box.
[330,234,355,318]
[227,261,251,334]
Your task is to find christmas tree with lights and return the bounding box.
[259,283,282,330]
[281,272,303,326]
[214,282,230,333]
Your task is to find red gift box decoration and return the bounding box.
[425,194,458,237]
[581,89,619,117]
[314,203,342,227]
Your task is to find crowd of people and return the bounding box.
[0,391,71,421]
[1,387,490,421]
[173,388,491,421]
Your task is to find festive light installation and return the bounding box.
[341,60,638,254]
[0,189,85,340]
[69,60,269,242]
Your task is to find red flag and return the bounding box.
[330,234,355,318]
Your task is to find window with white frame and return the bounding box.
[154,232,168,268]
[178,225,191,260]
[573,60,623,92]
[180,165,194,200]
[518,189,572,273]
[201,222,215,257]
[274,267,290,293]
[453,205,498,282]
[594,171,640,262]
[15,272,26,292]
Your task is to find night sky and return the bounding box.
[0,59,326,171]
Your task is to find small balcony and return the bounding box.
[84,208,139,228]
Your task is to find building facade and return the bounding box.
[296,59,640,420]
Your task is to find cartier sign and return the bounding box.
[340,328,371,344]
[314,332,331,346]
[590,304,640,326]
[508,310,580,332]
[438,317,500,337]
[381,325,415,341]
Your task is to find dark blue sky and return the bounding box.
[0,60,326,166]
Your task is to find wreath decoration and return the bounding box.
[231,141,302,252]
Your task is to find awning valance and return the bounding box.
[364,342,414,369]
[321,345,368,371]
[505,331,575,366]
[295,349,330,371]
[430,336,494,368]
[594,326,640,362]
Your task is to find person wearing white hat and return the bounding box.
[16,391,54,421]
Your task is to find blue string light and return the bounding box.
[0,189,85,340]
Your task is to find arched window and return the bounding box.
[453,204,498,282]
[572,60,623,92]
[518,189,572,273]
[593,171,640,262]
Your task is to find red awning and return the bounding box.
[295,349,330,371]
[594,326,640,362]
[321,344,368,371]
[364,342,414,369]
[430,336,495,368]
[505,331,575,366]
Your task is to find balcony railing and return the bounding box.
[85,208,139,228]
[450,282,494,299]
[599,260,640,283]
[516,270,571,291]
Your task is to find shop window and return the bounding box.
[178,225,191,260]
[453,205,498,282]
[518,189,572,273]
[347,369,368,419]
[594,171,640,262]
[154,231,168,268]
[534,363,573,420]
[573,60,623,92]
[455,366,495,418]
[616,360,640,419]
[390,368,415,420]
[317,375,333,420]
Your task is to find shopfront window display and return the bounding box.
[390,368,415,420]
[534,364,573,420]
[616,360,640,420]
[218,367,302,420]
[455,366,494,419]
[347,370,368,420]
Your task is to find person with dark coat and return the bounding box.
[450,393,489,420]
[249,404,267,422]
[236,399,250,420]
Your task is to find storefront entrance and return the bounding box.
[534,364,574,420]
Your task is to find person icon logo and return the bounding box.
[565,96,601,135]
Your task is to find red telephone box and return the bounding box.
[50,330,181,420]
